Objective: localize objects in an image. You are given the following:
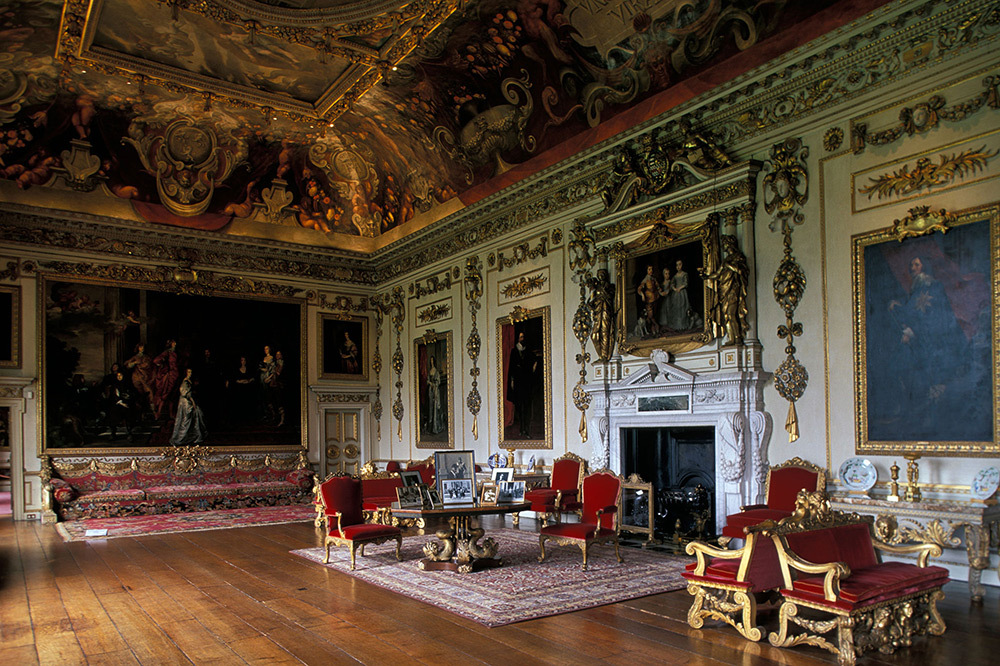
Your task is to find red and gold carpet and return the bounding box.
[291,528,689,627]
[56,503,315,541]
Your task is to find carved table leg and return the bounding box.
[964,523,989,602]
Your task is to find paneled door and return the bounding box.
[323,409,362,477]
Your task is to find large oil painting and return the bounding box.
[854,204,999,456]
[415,331,453,449]
[617,220,719,356]
[42,276,304,453]
[0,285,19,368]
[496,307,551,449]
[319,315,368,381]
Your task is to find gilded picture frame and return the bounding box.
[40,272,306,455]
[616,219,720,357]
[414,330,453,449]
[853,203,999,456]
[0,284,20,368]
[496,306,552,450]
[319,314,369,381]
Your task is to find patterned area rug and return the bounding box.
[56,503,315,541]
[291,528,690,627]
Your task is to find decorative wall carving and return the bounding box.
[491,236,549,272]
[764,138,809,443]
[416,302,451,324]
[410,271,455,299]
[857,147,998,200]
[463,257,484,439]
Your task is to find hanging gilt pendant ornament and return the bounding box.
[569,219,597,442]
[464,257,484,439]
[764,138,810,442]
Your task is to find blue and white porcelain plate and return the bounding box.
[971,467,1000,500]
[839,457,877,492]
[487,453,507,469]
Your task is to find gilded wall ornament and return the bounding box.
[586,267,616,363]
[889,205,956,241]
[416,303,451,324]
[823,127,843,152]
[765,137,809,442]
[124,119,247,218]
[496,236,548,272]
[500,274,548,300]
[309,292,371,314]
[858,147,998,200]
[259,179,294,224]
[56,139,103,191]
[570,219,597,442]
[464,257,484,439]
[410,271,454,299]
[700,234,750,346]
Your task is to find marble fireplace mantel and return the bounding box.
[583,350,772,533]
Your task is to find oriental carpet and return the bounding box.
[55,503,315,541]
[291,528,689,627]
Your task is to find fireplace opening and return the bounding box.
[620,426,715,543]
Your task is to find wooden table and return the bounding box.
[391,502,531,573]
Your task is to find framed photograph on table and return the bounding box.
[480,482,498,506]
[616,220,722,357]
[414,330,453,449]
[496,480,526,504]
[319,314,368,381]
[422,485,442,508]
[853,204,999,456]
[399,470,423,487]
[395,484,424,509]
[491,467,514,484]
[496,306,552,449]
[440,478,475,505]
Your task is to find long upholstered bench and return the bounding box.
[42,452,314,521]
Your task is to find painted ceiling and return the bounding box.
[0,0,854,249]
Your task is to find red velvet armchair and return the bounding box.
[524,452,586,523]
[318,475,402,570]
[721,457,825,541]
[538,469,623,570]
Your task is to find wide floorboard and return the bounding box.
[1,514,994,665]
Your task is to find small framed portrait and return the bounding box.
[479,482,498,506]
[496,480,526,504]
[399,470,423,487]
[319,314,369,381]
[422,485,442,508]
[0,285,20,369]
[395,484,424,508]
[616,220,722,357]
[440,478,475,505]
[491,467,514,484]
[415,331,453,449]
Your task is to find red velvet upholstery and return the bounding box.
[538,470,623,570]
[320,476,365,527]
[385,461,402,473]
[319,475,402,570]
[359,476,403,511]
[524,455,584,516]
[790,562,950,610]
[406,462,435,486]
[722,458,824,538]
[683,532,783,592]
[785,522,878,572]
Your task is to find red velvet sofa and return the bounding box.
[42,453,314,521]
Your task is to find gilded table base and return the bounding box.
[418,515,500,574]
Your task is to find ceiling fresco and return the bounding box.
[0,0,848,248]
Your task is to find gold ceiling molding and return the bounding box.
[56,0,462,123]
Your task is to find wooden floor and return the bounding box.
[1,513,995,665]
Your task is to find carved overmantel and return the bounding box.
[583,352,772,533]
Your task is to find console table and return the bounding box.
[829,493,1000,601]
[392,501,531,573]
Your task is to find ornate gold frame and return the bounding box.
[495,305,552,450]
[615,217,721,357]
[852,203,999,456]
[0,284,20,368]
[319,314,370,381]
[413,329,454,450]
[38,269,307,456]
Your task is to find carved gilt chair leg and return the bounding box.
[580,542,589,570]
[349,543,359,570]
[538,535,548,563]
[394,535,403,562]
[927,589,947,635]
[613,537,623,563]
[836,616,857,666]
[323,540,332,564]
[686,584,708,629]
[733,591,763,642]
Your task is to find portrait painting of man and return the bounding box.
[497,307,551,447]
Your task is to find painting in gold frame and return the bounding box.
[616,219,720,357]
[319,314,369,381]
[414,330,453,449]
[40,272,306,455]
[496,306,552,450]
[853,203,999,456]
[0,284,20,369]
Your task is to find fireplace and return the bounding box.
[621,426,715,539]
[583,349,772,534]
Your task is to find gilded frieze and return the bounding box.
[416,300,452,325]
[490,235,548,272]
[409,271,455,300]
[858,146,997,200]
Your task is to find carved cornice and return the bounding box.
[0,207,376,285]
[38,261,301,299]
